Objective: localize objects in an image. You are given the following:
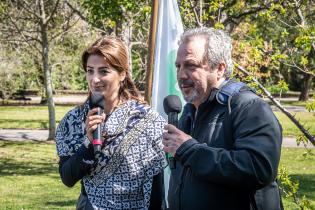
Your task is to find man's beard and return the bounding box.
[179,79,200,103]
[183,87,201,103]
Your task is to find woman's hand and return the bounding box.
[85,108,106,142]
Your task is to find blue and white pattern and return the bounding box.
[56,100,167,209]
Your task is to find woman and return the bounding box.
[56,36,167,210]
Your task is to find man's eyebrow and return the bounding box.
[184,59,202,65]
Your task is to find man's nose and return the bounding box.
[177,67,187,80]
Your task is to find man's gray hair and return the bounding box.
[179,27,233,78]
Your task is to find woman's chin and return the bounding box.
[92,89,105,93]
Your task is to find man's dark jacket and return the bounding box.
[168,81,282,210]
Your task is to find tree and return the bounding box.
[0,0,81,139]
[247,0,315,101]
[178,0,314,101]
[82,0,152,90]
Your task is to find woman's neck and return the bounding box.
[103,95,122,115]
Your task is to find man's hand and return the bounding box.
[162,124,192,156]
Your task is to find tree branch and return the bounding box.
[19,0,41,20]
[45,0,60,24]
[8,16,41,54]
[65,0,88,22]
[235,63,315,146]
[188,0,202,27]
[49,17,80,41]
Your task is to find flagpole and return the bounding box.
[145,0,159,105]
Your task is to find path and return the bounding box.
[0,129,313,148]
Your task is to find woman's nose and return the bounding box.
[92,75,101,83]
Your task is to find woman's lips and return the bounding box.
[93,86,104,91]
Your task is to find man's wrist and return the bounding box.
[175,138,199,161]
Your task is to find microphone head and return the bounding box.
[163,95,182,114]
[89,92,105,109]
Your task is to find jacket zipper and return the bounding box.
[179,110,197,210]
[178,168,189,210]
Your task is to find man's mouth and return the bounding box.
[180,84,193,91]
[179,81,194,91]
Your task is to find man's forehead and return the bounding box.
[177,37,207,59]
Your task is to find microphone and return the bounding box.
[89,92,105,155]
[163,95,182,169]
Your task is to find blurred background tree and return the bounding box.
[0,0,313,136]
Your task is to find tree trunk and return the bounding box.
[299,74,313,101]
[121,14,133,77]
[41,23,56,140]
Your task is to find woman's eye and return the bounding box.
[87,69,93,74]
[99,69,109,75]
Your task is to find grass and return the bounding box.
[0,141,314,209]
[0,105,74,129]
[274,111,315,137]
[0,141,80,209]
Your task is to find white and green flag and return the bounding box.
[151,0,184,207]
[151,0,184,119]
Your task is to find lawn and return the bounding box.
[0,105,314,137]
[280,148,315,209]
[274,111,315,137]
[0,141,314,209]
[0,141,80,209]
[0,105,74,129]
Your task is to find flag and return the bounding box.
[151,0,184,119]
[150,0,184,207]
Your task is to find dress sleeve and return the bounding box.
[56,109,95,187]
[145,114,168,177]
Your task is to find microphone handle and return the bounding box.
[92,108,102,154]
[167,112,178,169]
[168,112,178,128]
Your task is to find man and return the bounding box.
[162,27,282,210]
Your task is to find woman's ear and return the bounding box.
[120,71,126,82]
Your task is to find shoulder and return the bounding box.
[132,101,166,137]
[131,100,166,123]
[232,89,261,106]
[56,105,87,136]
[219,80,263,110]
[61,105,86,124]
[230,89,275,120]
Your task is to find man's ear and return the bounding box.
[217,63,226,79]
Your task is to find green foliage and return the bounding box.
[50,31,98,91]
[244,0,315,94]
[0,46,40,99]
[268,80,289,94]
[82,0,150,31]
[279,148,315,209]
[305,95,315,112]
[278,166,313,209]
[82,0,152,91]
